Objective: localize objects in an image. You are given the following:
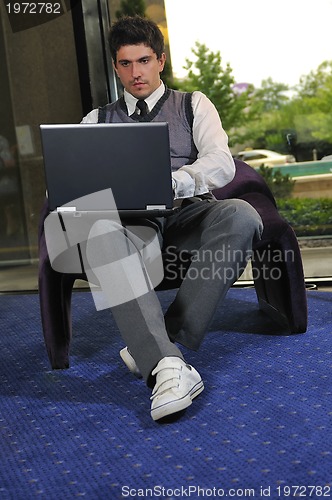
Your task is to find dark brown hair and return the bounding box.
[109,16,165,63]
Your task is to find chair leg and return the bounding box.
[252,235,307,333]
[39,260,76,369]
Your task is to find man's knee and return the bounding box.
[223,199,263,240]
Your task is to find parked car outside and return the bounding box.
[235,149,296,168]
[320,155,332,161]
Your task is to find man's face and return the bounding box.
[114,43,166,99]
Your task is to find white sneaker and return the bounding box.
[119,347,142,379]
[150,357,204,421]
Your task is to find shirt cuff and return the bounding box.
[172,170,195,199]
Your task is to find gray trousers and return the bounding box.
[86,198,263,384]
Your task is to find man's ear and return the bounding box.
[159,53,166,73]
[112,60,119,77]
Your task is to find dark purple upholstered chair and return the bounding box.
[38,159,307,369]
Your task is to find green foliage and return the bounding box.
[242,60,332,150]
[277,198,332,236]
[169,40,332,239]
[248,77,290,115]
[296,61,332,99]
[116,0,146,19]
[257,166,295,199]
[173,46,332,151]
[174,42,250,141]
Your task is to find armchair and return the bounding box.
[38,159,307,369]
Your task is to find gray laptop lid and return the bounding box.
[40,122,174,214]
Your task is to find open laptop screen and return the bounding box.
[40,122,174,214]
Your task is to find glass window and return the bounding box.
[164,0,332,285]
[0,2,83,291]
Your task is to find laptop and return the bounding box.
[40,122,177,218]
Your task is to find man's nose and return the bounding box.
[131,62,142,79]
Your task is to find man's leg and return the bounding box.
[85,218,183,384]
[163,199,263,350]
[85,218,204,421]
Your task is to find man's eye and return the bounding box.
[141,59,149,64]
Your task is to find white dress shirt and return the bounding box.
[81,82,235,199]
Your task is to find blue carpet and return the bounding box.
[0,288,331,499]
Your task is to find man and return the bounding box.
[81,16,263,422]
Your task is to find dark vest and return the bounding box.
[98,87,198,171]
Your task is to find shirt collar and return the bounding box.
[124,81,165,116]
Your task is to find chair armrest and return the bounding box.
[213,159,276,206]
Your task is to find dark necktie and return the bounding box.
[136,99,148,118]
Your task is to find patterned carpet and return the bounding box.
[0,288,331,499]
